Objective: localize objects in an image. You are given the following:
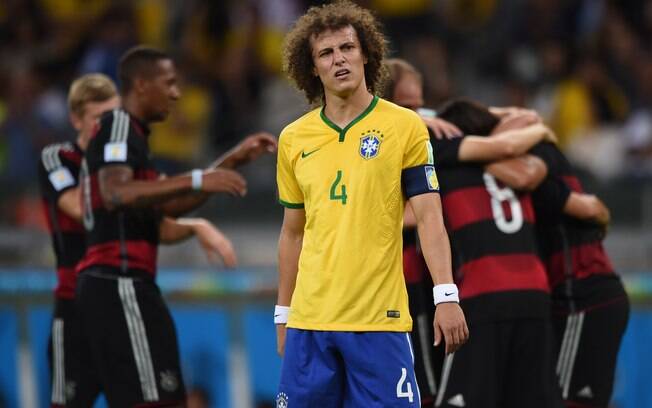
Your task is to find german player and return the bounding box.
[39,74,119,407]
[75,47,274,407]
[424,100,559,408]
[39,73,245,407]
[490,124,629,407]
[275,2,467,407]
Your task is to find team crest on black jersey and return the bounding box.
[359,130,383,159]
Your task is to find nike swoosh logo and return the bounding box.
[301,148,320,158]
[274,314,281,317]
[445,292,455,296]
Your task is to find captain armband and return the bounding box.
[402,165,440,198]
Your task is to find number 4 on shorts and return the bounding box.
[396,367,414,402]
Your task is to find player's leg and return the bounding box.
[503,317,560,408]
[556,295,629,407]
[334,331,419,407]
[277,329,344,408]
[48,299,67,408]
[60,299,102,408]
[435,321,499,408]
[77,272,186,407]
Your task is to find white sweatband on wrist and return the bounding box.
[274,305,290,324]
[433,284,459,305]
[191,169,203,191]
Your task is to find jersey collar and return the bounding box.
[320,95,379,142]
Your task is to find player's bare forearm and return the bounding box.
[485,155,547,191]
[99,166,247,214]
[409,194,453,285]
[277,208,305,306]
[564,192,611,226]
[209,132,278,170]
[459,124,553,162]
[158,217,195,244]
[57,186,82,222]
[99,165,193,211]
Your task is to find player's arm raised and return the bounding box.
[409,193,469,354]
[458,123,555,162]
[276,207,305,357]
[98,165,246,214]
[485,155,548,191]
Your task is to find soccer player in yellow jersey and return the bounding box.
[274,2,468,406]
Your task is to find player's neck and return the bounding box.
[122,94,149,125]
[76,134,88,151]
[323,88,374,129]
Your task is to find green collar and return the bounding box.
[320,95,379,142]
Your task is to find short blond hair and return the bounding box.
[67,73,117,115]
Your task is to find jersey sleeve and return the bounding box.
[38,146,78,202]
[430,131,464,168]
[402,113,433,169]
[276,129,304,208]
[86,111,145,173]
[401,113,439,197]
[529,142,559,177]
[532,176,572,222]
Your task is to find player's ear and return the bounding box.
[133,77,148,94]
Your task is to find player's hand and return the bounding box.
[217,132,278,169]
[421,116,463,140]
[200,168,247,197]
[434,302,469,354]
[192,219,238,267]
[276,324,287,357]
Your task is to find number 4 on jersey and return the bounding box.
[330,170,348,205]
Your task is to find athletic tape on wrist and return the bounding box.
[274,305,290,324]
[433,284,459,305]
[191,169,203,191]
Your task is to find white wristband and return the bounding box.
[433,284,459,305]
[274,305,290,324]
[191,169,203,191]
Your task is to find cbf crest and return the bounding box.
[359,130,383,160]
[276,392,289,408]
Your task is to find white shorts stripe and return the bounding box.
[555,314,575,376]
[558,313,580,391]
[404,333,421,406]
[435,353,455,407]
[562,312,585,398]
[118,278,159,401]
[51,318,65,404]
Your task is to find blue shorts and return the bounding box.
[277,329,421,408]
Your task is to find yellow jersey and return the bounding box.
[277,96,435,332]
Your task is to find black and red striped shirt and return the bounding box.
[529,142,615,291]
[432,136,550,321]
[38,142,85,299]
[77,109,161,277]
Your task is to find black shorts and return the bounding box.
[76,269,186,407]
[435,295,560,408]
[48,297,101,407]
[552,276,629,407]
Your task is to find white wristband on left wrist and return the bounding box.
[274,305,290,324]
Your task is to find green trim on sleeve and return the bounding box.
[278,199,305,209]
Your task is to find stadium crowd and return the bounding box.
[1,0,652,231]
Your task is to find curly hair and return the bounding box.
[282,0,389,106]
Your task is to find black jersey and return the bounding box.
[38,142,85,299]
[529,142,615,290]
[432,136,550,321]
[77,109,161,277]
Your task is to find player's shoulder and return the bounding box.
[375,97,422,123]
[40,141,77,172]
[279,107,321,143]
